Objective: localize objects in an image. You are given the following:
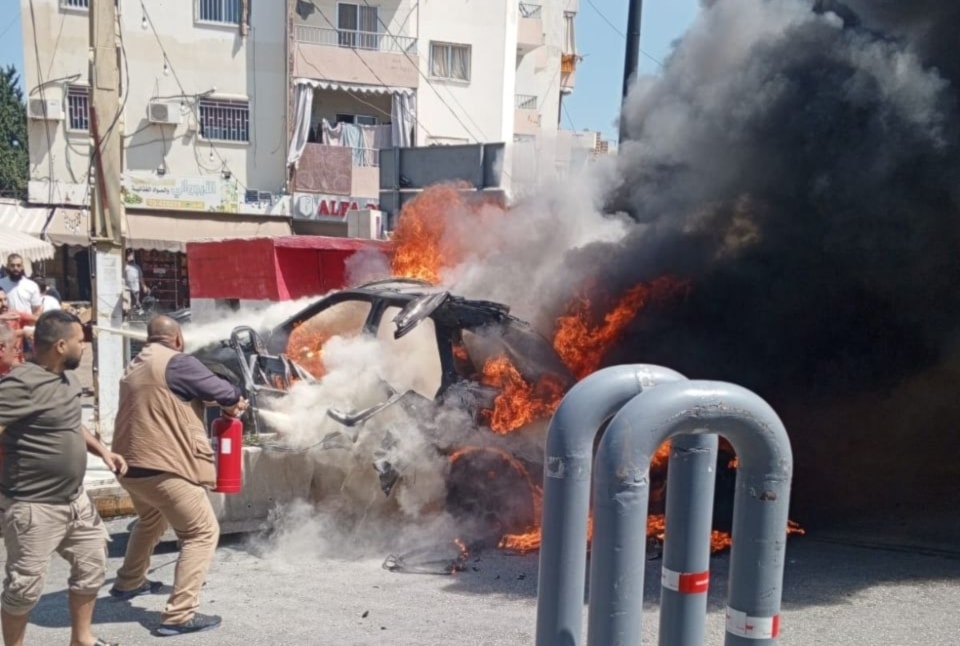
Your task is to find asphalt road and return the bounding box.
[3,517,958,645]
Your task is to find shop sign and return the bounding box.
[122,173,239,213]
[293,193,380,222]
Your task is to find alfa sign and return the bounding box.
[293,193,379,221]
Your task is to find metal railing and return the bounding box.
[519,2,542,18]
[61,0,89,8]
[354,147,381,168]
[305,143,381,168]
[294,25,417,55]
[515,94,537,110]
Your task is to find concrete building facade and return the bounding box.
[20,0,582,246]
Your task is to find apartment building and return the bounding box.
[18,0,578,300]
[288,0,580,222]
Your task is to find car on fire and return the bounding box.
[190,278,576,538]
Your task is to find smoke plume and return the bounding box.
[587,0,960,519]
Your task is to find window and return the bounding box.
[335,113,379,126]
[61,0,89,9]
[198,98,250,143]
[197,0,241,24]
[66,85,89,132]
[337,3,380,50]
[430,42,471,82]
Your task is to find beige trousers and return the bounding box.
[114,473,219,625]
[0,490,108,615]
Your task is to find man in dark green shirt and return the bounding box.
[0,310,128,646]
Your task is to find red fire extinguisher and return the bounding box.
[211,413,243,494]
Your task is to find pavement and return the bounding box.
[0,517,957,645]
[66,343,960,644]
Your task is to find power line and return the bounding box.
[305,4,451,142]
[292,46,434,139]
[0,14,18,41]
[349,0,516,186]
[354,0,488,143]
[584,0,664,68]
[27,0,55,206]
[140,0,249,190]
[562,100,577,131]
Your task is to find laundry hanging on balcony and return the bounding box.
[320,120,391,166]
[287,78,417,166]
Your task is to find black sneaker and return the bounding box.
[155,613,222,637]
[108,580,164,601]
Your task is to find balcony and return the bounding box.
[517,3,544,56]
[293,26,419,89]
[560,54,578,93]
[514,94,540,136]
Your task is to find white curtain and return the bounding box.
[286,83,315,166]
[450,46,470,81]
[391,93,416,147]
[430,43,449,77]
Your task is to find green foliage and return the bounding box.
[0,65,29,199]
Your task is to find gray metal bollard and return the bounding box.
[588,380,793,646]
[659,432,719,645]
[535,365,687,646]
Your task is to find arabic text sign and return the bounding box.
[122,174,239,213]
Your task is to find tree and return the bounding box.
[0,65,29,199]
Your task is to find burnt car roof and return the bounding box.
[271,278,521,337]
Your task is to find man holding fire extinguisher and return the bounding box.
[110,315,247,637]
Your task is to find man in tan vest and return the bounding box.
[110,315,247,637]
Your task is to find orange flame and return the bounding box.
[389,183,502,284]
[286,319,330,379]
[553,276,691,380]
[480,357,567,434]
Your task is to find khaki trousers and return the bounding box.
[0,490,108,615]
[114,474,219,625]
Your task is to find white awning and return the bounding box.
[293,77,415,96]
[126,213,293,253]
[0,200,90,247]
[0,227,55,262]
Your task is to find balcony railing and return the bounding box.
[294,25,417,55]
[353,147,381,168]
[515,94,537,110]
[519,3,542,18]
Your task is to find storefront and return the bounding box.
[0,195,292,310]
[0,200,89,301]
[125,211,292,311]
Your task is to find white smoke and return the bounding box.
[423,159,632,330]
[181,297,321,353]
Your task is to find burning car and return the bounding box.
[191,278,575,540]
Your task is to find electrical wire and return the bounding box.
[354,0,489,143]
[27,0,55,205]
[0,14,17,41]
[139,0,248,189]
[293,48,415,127]
[584,0,664,68]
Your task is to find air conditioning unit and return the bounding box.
[148,101,181,126]
[28,98,64,121]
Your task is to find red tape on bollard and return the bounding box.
[660,567,710,594]
[725,607,780,639]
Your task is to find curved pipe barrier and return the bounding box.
[535,364,690,646]
[588,380,793,646]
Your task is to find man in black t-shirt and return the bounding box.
[0,310,128,646]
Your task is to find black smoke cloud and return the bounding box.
[584,0,960,396]
[572,0,960,520]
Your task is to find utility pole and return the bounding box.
[89,0,126,441]
[618,0,644,146]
